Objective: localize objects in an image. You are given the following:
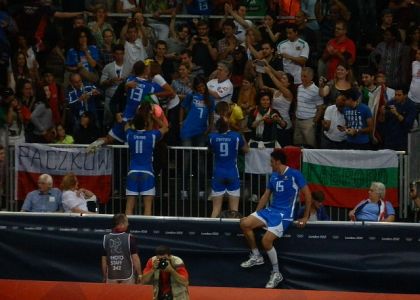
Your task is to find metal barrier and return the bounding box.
[4,144,412,221]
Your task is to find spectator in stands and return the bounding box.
[321,19,356,81]
[216,19,239,64]
[21,174,62,212]
[60,172,97,214]
[44,37,66,86]
[224,3,254,44]
[349,182,395,222]
[151,40,175,84]
[179,49,205,79]
[141,245,189,300]
[27,88,55,143]
[366,9,397,52]
[99,29,117,67]
[189,20,217,77]
[406,25,420,62]
[122,23,147,78]
[66,73,100,131]
[277,23,309,85]
[87,5,114,49]
[207,62,234,104]
[42,71,64,126]
[296,190,329,221]
[230,45,251,97]
[168,62,192,145]
[360,68,378,106]
[120,12,155,58]
[248,90,282,148]
[73,111,100,144]
[167,10,190,58]
[15,34,39,82]
[7,52,34,91]
[54,124,74,144]
[258,41,283,89]
[100,44,126,129]
[408,49,420,121]
[295,10,318,68]
[240,150,311,289]
[102,213,143,284]
[125,103,169,215]
[319,62,354,106]
[370,26,410,89]
[378,87,416,151]
[143,0,182,41]
[300,0,319,31]
[66,27,100,84]
[0,88,25,145]
[116,0,140,13]
[341,88,373,150]
[258,12,282,45]
[15,80,36,132]
[321,93,346,149]
[410,181,420,211]
[375,71,396,103]
[260,68,294,147]
[294,67,324,148]
[208,116,249,218]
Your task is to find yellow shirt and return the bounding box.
[229,104,244,128]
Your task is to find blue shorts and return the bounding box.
[211,176,240,197]
[109,122,126,143]
[126,171,155,196]
[251,208,292,238]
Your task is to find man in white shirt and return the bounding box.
[123,23,147,78]
[321,93,346,149]
[224,3,253,44]
[294,67,324,148]
[100,44,126,129]
[277,24,309,85]
[207,62,233,104]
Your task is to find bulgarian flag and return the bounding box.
[302,149,398,208]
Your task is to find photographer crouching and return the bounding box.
[141,245,190,300]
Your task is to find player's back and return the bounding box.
[127,128,161,172]
[209,131,243,169]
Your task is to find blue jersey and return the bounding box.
[267,167,307,219]
[180,92,215,140]
[127,128,162,173]
[209,131,244,178]
[123,76,162,121]
[343,103,372,144]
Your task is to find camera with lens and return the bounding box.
[158,258,169,270]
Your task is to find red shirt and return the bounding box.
[325,37,356,80]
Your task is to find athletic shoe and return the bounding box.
[265,272,283,288]
[240,254,264,268]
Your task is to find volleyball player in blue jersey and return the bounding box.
[208,117,249,218]
[240,150,311,288]
[125,104,168,215]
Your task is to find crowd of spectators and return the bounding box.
[0,0,418,152]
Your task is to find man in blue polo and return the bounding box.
[21,174,62,212]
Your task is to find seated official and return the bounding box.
[349,182,395,222]
[296,191,330,221]
[142,245,189,300]
[21,174,62,212]
[60,173,97,214]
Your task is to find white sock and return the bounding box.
[266,247,279,273]
[251,248,261,257]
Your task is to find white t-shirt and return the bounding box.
[123,39,147,78]
[277,38,309,84]
[323,104,346,142]
[62,190,89,213]
[296,83,323,119]
[408,60,420,104]
[207,78,233,104]
[272,91,292,129]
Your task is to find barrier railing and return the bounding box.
[4,144,411,221]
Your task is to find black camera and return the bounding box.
[158,258,169,269]
[194,36,202,42]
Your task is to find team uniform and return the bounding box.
[126,128,162,196]
[208,131,244,197]
[252,167,307,237]
[109,76,162,142]
[180,92,215,141]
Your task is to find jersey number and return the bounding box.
[220,143,229,157]
[135,140,143,154]
[276,181,284,192]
